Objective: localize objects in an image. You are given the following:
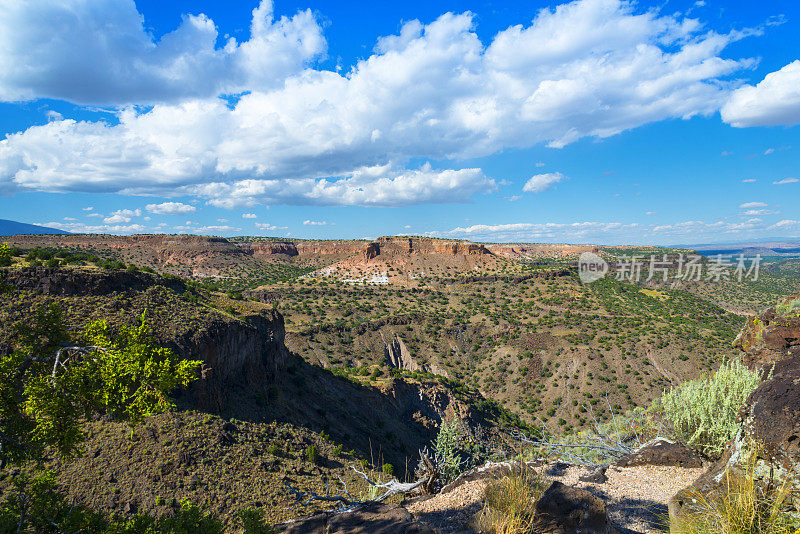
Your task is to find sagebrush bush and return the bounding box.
[661,359,761,458]
[435,418,465,482]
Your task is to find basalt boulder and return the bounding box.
[615,438,703,468]
[531,481,618,534]
[276,502,434,534]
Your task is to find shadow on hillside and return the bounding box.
[178,350,446,480]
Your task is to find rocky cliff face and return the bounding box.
[671,293,800,521]
[172,310,289,413]
[734,291,800,365]
[244,241,299,256]
[1,267,290,415]
[372,237,492,257]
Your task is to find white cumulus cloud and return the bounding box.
[145,202,196,215]
[103,208,141,224]
[0,0,325,106]
[0,0,758,208]
[722,60,800,127]
[523,172,564,193]
[255,222,288,230]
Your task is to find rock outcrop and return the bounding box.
[384,334,421,372]
[531,481,619,534]
[364,241,381,260]
[383,333,449,377]
[615,438,703,468]
[670,293,800,523]
[245,241,299,256]
[276,502,434,534]
[172,310,289,413]
[734,291,800,365]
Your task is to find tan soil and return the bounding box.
[406,463,705,533]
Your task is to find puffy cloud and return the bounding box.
[0,0,325,106]
[722,61,800,127]
[41,221,147,234]
[303,220,332,226]
[103,208,141,224]
[523,172,564,193]
[82,206,94,211]
[185,164,494,208]
[428,221,639,241]
[429,216,782,243]
[652,218,764,234]
[242,213,257,219]
[0,0,755,207]
[172,224,241,234]
[145,202,196,215]
[770,220,800,229]
[773,178,799,185]
[742,178,756,183]
[255,222,287,230]
[739,201,767,208]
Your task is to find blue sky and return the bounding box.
[0,0,798,245]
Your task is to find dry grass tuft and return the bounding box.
[671,446,800,534]
[474,464,547,534]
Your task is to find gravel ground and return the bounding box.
[406,463,705,533]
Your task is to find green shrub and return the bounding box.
[661,359,761,458]
[236,508,276,534]
[0,471,257,534]
[0,243,11,266]
[305,444,319,464]
[0,305,201,465]
[435,419,464,482]
[382,463,394,476]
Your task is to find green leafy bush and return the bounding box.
[305,444,319,464]
[0,304,202,465]
[661,359,761,458]
[0,243,12,266]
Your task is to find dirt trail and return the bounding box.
[406,462,704,533]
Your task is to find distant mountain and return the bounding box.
[681,238,800,256]
[0,219,69,236]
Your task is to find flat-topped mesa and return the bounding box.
[364,236,492,259]
[8,233,242,254]
[244,241,299,257]
[487,243,600,259]
[294,241,366,257]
